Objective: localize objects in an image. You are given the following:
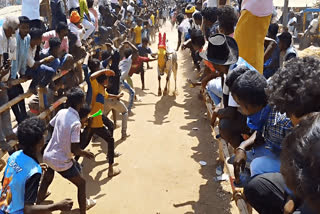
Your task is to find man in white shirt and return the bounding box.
[68,0,80,14]
[0,16,19,152]
[127,1,135,15]
[287,12,297,37]
[119,47,135,113]
[306,14,319,35]
[38,87,96,213]
[22,0,45,31]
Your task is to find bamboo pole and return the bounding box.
[283,0,289,26]
[38,96,67,120]
[0,92,32,114]
[204,92,251,214]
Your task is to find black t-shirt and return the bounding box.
[24,173,42,204]
[104,50,121,95]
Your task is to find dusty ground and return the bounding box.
[0,14,237,213]
[45,22,237,214]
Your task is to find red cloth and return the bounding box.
[129,56,150,76]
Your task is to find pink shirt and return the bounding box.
[89,8,99,31]
[42,30,69,53]
[242,0,273,17]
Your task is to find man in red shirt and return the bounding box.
[128,52,157,89]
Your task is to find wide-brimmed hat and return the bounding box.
[200,34,239,66]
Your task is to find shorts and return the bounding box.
[58,161,82,179]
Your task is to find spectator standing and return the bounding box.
[8,16,30,124]
[234,0,273,74]
[50,0,67,30]
[21,0,42,30]
[0,17,20,152]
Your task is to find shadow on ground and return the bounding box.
[173,51,233,214]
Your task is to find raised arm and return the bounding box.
[89,69,115,80]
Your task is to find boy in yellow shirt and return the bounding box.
[81,59,122,177]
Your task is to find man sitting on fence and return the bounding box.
[26,28,58,95]
[101,44,129,140]
[42,22,74,71]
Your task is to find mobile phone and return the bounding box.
[3,53,10,69]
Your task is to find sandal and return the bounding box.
[86,198,96,210]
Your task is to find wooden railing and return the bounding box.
[204,92,251,214]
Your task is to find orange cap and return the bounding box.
[70,11,81,24]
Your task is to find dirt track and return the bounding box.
[39,21,236,214]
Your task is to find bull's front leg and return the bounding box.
[158,75,162,96]
[163,75,169,96]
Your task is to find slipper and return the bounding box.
[86,198,96,210]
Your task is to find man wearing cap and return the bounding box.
[200,34,257,149]
[176,5,195,51]
[68,11,86,47]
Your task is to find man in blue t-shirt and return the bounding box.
[0,117,73,214]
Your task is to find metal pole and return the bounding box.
[283,0,289,26]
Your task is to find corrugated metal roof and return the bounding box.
[273,0,318,7]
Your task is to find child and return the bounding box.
[225,67,292,184]
[26,28,57,95]
[37,87,96,214]
[0,117,73,214]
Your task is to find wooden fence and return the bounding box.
[204,93,252,214]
